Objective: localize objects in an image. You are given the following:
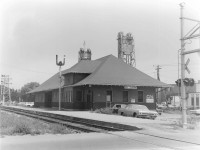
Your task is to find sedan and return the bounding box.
[111,104,127,114]
[190,109,200,115]
[118,104,158,119]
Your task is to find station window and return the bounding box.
[64,91,67,102]
[138,91,144,103]
[61,91,64,102]
[70,91,73,102]
[76,91,82,101]
[106,90,112,102]
[123,91,128,102]
[196,94,199,107]
[65,90,73,103]
[191,94,194,106]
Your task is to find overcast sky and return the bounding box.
[0,0,200,89]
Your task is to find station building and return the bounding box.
[165,82,200,109]
[29,51,169,110]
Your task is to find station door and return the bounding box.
[45,92,52,108]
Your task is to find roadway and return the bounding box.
[1,131,200,150]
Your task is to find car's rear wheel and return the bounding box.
[121,112,124,116]
[133,112,137,118]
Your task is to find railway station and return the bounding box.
[29,33,169,110]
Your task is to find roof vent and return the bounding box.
[78,48,92,62]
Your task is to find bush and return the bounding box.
[187,115,200,129]
[94,107,113,114]
[49,124,66,134]
[174,114,200,129]
[0,111,32,135]
[0,111,81,136]
[12,121,32,135]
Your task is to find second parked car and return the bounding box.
[190,109,200,115]
[111,104,127,114]
[118,104,158,119]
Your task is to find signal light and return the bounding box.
[183,78,190,86]
[175,79,181,87]
[188,78,194,86]
[176,78,195,87]
[183,78,195,86]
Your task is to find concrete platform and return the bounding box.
[6,105,172,128]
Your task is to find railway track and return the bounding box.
[1,106,200,150]
[0,106,140,133]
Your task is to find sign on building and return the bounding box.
[146,95,154,103]
[124,86,137,89]
[131,98,136,103]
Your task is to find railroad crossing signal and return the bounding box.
[179,3,200,129]
[185,58,190,74]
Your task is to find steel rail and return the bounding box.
[0,106,125,133]
[1,107,96,132]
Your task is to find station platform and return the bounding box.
[7,106,172,128]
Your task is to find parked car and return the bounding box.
[25,102,34,107]
[156,103,167,109]
[118,104,158,119]
[111,104,127,114]
[156,108,163,115]
[190,109,200,115]
[19,102,34,107]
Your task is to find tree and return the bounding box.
[11,89,20,102]
[21,82,40,102]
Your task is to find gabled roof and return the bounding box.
[62,59,101,74]
[29,73,62,93]
[29,54,169,93]
[72,55,169,87]
[29,56,107,93]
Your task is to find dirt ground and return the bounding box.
[138,112,200,134]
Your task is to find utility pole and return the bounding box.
[1,75,11,105]
[179,3,200,128]
[154,65,162,104]
[155,65,162,81]
[0,78,3,104]
[56,55,65,111]
[180,3,187,129]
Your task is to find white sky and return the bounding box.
[0,0,200,89]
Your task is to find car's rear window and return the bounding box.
[116,105,121,108]
[131,105,148,110]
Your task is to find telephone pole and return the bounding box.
[1,75,11,105]
[180,3,187,128]
[154,65,162,104]
[179,3,200,128]
[56,55,65,111]
[155,65,162,81]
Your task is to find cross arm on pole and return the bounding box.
[181,17,200,23]
[181,48,200,55]
[181,34,200,40]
